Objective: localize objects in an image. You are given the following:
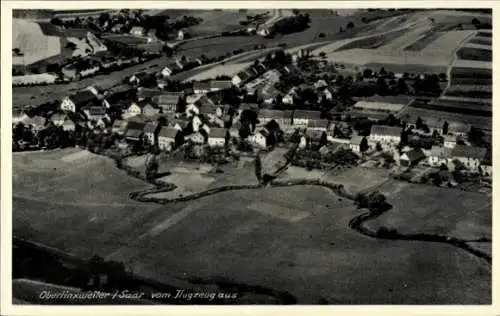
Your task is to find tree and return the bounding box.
[346,21,354,29]
[375,142,382,151]
[50,17,63,26]
[442,121,449,135]
[379,67,387,78]
[376,77,388,96]
[362,68,373,78]
[352,135,368,157]
[416,116,423,130]
[468,126,485,146]
[471,17,480,25]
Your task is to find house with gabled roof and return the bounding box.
[369,125,402,146]
[61,90,99,112]
[153,93,180,113]
[124,120,146,142]
[208,128,228,148]
[427,146,451,167]
[158,127,182,151]
[258,109,293,130]
[400,148,426,167]
[130,26,145,36]
[143,121,162,145]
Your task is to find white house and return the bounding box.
[177,29,185,40]
[349,135,365,154]
[123,102,143,120]
[191,115,203,132]
[60,90,99,112]
[232,71,251,87]
[130,26,145,36]
[307,119,333,135]
[249,130,268,148]
[208,128,227,148]
[443,134,457,149]
[399,149,426,167]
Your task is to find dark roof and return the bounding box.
[193,82,212,90]
[68,90,98,106]
[370,125,402,137]
[154,93,180,105]
[235,71,250,81]
[294,110,322,120]
[210,80,232,90]
[403,149,426,162]
[209,128,227,138]
[259,109,292,119]
[308,119,330,129]
[195,95,215,108]
[451,145,487,160]
[138,88,164,100]
[264,119,281,131]
[83,106,106,115]
[158,127,179,138]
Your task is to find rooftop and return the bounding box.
[293,110,322,120]
[370,125,402,137]
[158,127,179,138]
[209,128,227,138]
[259,109,293,119]
[67,90,98,106]
[451,145,487,160]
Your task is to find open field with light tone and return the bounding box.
[183,62,253,82]
[13,19,61,66]
[365,181,491,241]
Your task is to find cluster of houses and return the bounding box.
[343,122,492,176]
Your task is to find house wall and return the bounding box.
[208,138,225,148]
[232,76,242,87]
[145,132,155,145]
[60,98,76,112]
[481,164,492,176]
[370,134,401,145]
[124,104,142,119]
[428,156,447,167]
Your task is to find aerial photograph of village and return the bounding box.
[11,7,492,305]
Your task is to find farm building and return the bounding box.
[369,125,402,146]
[124,121,146,142]
[353,100,408,114]
[123,101,159,119]
[292,110,323,127]
[307,119,333,134]
[257,84,282,104]
[143,122,161,145]
[258,109,293,129]
[60,90,100,112]
[450,145,487,172]
[400,148,426,167]
[111,119,127,135]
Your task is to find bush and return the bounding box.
[346,21,354,29]
[318,32,325,38]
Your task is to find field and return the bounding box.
[183,62,253,82]
[12,19,62,66]
[456,46,492,62]
[450,67,492,86]
[468,36,492,46]
[306,10,491,75]
[13,149,491,303]
[365,181,491,241]
[103,34,149,45]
